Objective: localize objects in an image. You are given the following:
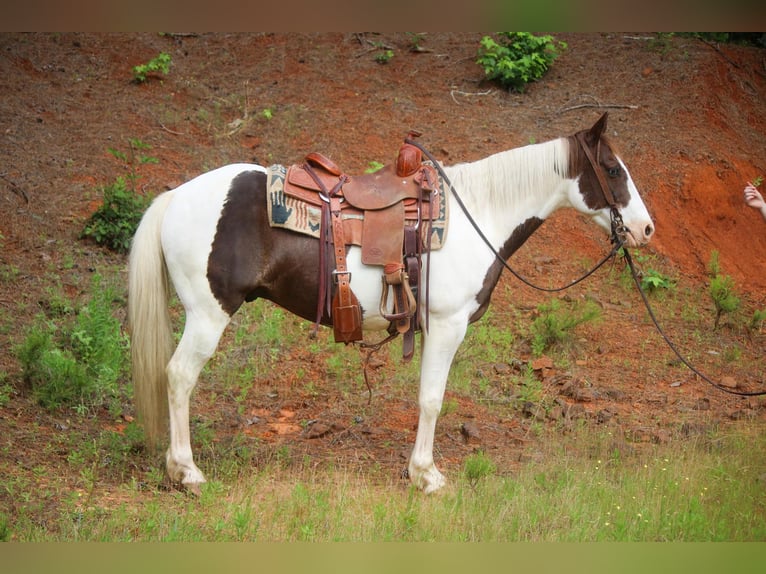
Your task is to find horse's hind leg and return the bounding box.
[164,304,230,493]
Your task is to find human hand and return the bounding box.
[744,182,765,209]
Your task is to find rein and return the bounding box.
[406,136,766,398]
[622,247,766,397]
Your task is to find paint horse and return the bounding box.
[128,113,654,494]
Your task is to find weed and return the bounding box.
[0,513,9,541]
[375,49,394,64]
[0,263,20,283]
[477,32,566,92]
[0,374,11,407]
[709,274,740,329]
[749,309,766,332]
[706,251,741,329]
[132,52,172,83]
[16,274,128,412]
[463,451,497,486]
[529,298,601,355]
[80,176,151,253]
[261,108,273,120]
[407,33,426,52]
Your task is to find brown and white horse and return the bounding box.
[128,113,654,494]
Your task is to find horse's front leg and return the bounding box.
[408,317,468,493]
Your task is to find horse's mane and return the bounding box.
[443,137,571,215]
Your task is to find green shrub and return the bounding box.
[706,250,741,329]
[709,274,740,330]
[530,298,601,355]
[80,176,151,253]
[132,52,172,83]
[477,32,566,92]
[17,274,128,412]
[463,451,497,486]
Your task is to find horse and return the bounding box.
[128,112,654,494]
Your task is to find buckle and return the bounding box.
[332,270,351,283]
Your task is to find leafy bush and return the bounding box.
[17,274,128,412]
[132,52,172,83]
[530,298,601,355]
[81,176,150,253]
[477,32,567,92]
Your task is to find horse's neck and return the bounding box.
[443,138,571,246]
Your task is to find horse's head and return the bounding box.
[568,113,654,248]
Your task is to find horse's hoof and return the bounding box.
[183,481,203,497]
[409,465,446,494]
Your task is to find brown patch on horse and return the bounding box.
[568,133,631,211]
[207,170,329,323]
[470,216,544,323]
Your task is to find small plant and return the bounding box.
[706,251,740,329]
[261,108,273,120]
[81,176,151,253]
[709,274,740,329]
[463,450,497,486]
[640,269,675,293]
[752,175,763,187]
[749,309,766,332]
[530,298,601,355]
[375,49,394,64]
[407,32,427,52]
[477,32,567,92]
[625,251,675,293]
[17,274,128,412]
[132,52,172,83]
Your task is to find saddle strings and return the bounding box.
[406,137,766,398]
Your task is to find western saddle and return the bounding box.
[281,132,441,360]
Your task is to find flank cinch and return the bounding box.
[277,133,443,359]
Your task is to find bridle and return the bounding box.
[406,134,766,397]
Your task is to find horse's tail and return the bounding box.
[128,190,176,449]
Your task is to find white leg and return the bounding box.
[408,317,468,493]
[165,308,230,493]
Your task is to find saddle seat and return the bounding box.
[283,153,440,265]
[280,135,441,358]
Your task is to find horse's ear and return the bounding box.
[585,112,608,145]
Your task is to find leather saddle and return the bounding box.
[281,134,440,359]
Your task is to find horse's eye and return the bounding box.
[607,167,620,177]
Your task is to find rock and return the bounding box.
[460,421,480,442]
[719,376,738,389]
[531,356,554,371]
[493,363,512,375]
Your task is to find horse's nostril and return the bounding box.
[645,224,654,237]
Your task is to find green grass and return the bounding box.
[5,424,763,541]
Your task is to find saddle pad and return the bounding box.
[266,164,448,250]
